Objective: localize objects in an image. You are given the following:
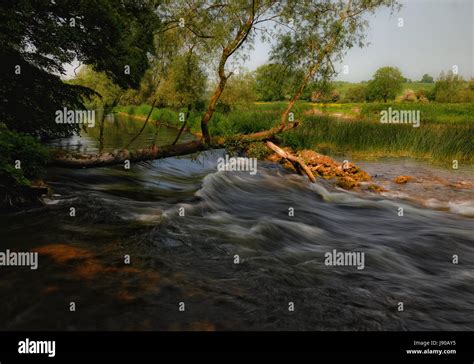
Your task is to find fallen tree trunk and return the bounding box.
[50,122,299,169]
[235,122,299,143]
[265,141,316,183]
[51,140,212,168]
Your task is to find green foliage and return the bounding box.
[245,142,271,159]
[433,71,474,103]
[255,64,292,101]
[70,65,122,109]
[220,72,257,109]
[343,85,368,102]
[116,99,472,165]
[335,81,434,102]
[0,0,159,139]
[309,80,336,103]
[366,67,404,102]
[469,79,474,91]
[420,73,434,83]
[1,51,94,139]
[114,103,278,137]
[0,124,49,192]
[155,52,207,109]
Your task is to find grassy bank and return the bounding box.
[114,102,473,165]
[280,115,472,165]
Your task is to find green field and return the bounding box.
[303,101,473,124]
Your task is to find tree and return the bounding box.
[155,52,207,109]
[433,71,467,103]
[420,73,434,83]
[162,50,207,145]
[220,72,257,108]
[469,78,474,91]
[272,1,398,124]
[255,64,292,101]
[71,66,122,109]
[366,66,404,102]
[0,0,159,139]
[160,0,398,142]
[194,1,276,144]
[70,65,122,151]
[343,85,367,103]
[126,26,191,106]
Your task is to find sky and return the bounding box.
[64,0,473,83]
[241,0,474,82]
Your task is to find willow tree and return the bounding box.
[161,0,397,143]
[273,0,398,125]
[70,66,122,151]
[54,0,401,168]
[159,0,281,143]
[196,1,279,144]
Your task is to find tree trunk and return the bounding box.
[125,98,157,149]
[52,140,210,168]
[200,14,255,144]
[151,119,161,148]
[280,28,342,126]
[172,103,192,146]
[98,111,106,153]
[200,78,227,144]
[99,99,119,152]
[280,67,316,126]
[280,51,331,126]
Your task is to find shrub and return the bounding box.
[432,71,474,103]
[245,142,271,159]
[343,85,367,103]
[0,124,49,207]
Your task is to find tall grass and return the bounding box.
[114,104,280,136]
[281,115,473,164]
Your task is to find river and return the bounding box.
[1,114,473,331]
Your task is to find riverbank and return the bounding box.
[77,109,474,213]
[115,102,473,166]
[5,107,471,214]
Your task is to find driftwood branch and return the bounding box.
[265,141,316,183]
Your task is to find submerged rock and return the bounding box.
[368,184,388,193]
[336,176,359,190]
[394,175,412,184]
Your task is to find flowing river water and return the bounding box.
[1,114,473,331]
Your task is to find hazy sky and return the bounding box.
[243,0,473,82]
[64,0,473,82]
